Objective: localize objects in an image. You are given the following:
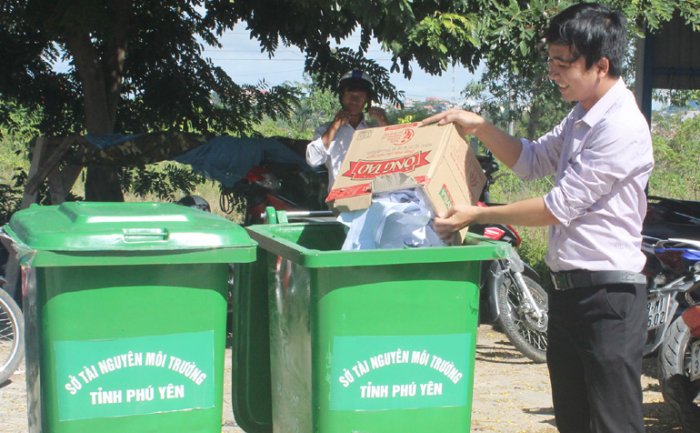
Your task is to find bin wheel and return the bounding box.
[0,289,24,384]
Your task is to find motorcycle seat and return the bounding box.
[642,222,700,241]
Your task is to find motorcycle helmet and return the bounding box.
[176,194,211,212]
[337,70,376,103]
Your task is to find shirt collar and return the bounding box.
[577,78,626,127]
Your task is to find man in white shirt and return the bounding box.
[422,3,654,433]
[306,70,389,188]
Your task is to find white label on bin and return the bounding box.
[329,334,472,411]
[54,331,215,421]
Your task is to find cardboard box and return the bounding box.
[326,122,486,243]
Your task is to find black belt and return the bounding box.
[550,269,647,291]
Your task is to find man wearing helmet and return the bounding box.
[306,70,389,187]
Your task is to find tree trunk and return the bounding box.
[64,2,130,202]
[527,101,544,139]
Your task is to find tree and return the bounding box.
[460,0,700,142]
[648,111,700,198]
[1,1,303,200]
[1,0,698,201]
[653,90,700,108]
[462,67,572,140]
[0,0,486,201]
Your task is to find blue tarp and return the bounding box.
[85,133,146,149]
[84,134,310,187]
[173,136,309,187]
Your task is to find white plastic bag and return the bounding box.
[338,189,445,250]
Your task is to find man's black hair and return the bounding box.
[545,2,627,78]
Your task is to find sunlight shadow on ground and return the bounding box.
[475,339,537,365]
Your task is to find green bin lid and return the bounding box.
[3,202,257,267]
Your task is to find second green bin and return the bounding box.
[232,221,508,433]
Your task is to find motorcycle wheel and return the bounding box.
[0,289,24,384]
[495,268,548,363]
[658,318,700,430]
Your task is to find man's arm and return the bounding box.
[306,122,333,167]
[421,109,523,168]
[432,197,559,239]
[320,110,352,148]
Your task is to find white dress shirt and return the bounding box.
[512,79,654,272]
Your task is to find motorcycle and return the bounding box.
[469,151,547,363]
[642,237,700,356]
[642,195,700,356]
[221,161,329,225]
[644,195,700,227]
[652,239,700,430]
[641,196,700,429]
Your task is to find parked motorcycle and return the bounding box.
[221,161,329,225]
[652,239,700,431]
[641,195,700,430]
[469,151,547,364]
[643,237,700,356]
[644,195,700,226]
[642,195,700,355]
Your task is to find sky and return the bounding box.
[204,25,483,105]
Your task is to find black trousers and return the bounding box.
[547,282,647,433]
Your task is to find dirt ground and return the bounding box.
[0,325,682,433]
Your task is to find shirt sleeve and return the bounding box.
[544,116,653,226]
[511,115,569,181]
[305,124,331,168]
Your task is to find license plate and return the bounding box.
[690,339,700,382]
[647,294,671,330]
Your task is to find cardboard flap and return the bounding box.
[371,172,420,194]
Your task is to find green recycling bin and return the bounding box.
[232,221,508,433]
[3,201,257,433]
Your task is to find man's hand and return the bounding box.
[434,198,558,239]
[420,109,485,137]
[332,109,354,128]
[321,109,356,148]
[433,204,482,240]
[421,109,523,168]
[367,107,389,126]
